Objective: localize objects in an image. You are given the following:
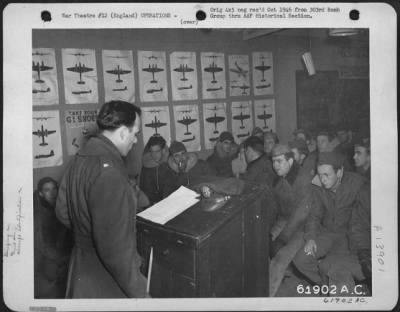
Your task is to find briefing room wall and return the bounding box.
[32,28,276,187]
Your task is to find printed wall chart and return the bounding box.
[62,48,99,104]
[32,110,63,168]
[141,106,171,147]
[138,51,168,102]
[32,48,59,106]
[252,52,274,96]
[254,99,276,132]
[170,51,198,101]
[201,52,226,99]
[202,102,228,150]
[102,50,135,103]
[65,109,99,156]
[231,101,254,143]
[173,104,200,152]
[228,54,251,97]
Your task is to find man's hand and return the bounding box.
[304,239,317,257]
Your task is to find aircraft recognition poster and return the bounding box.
[141,106,171,147]
[138,50,168,102]
[228,54,251,97]
[173,104,201,152]
[32,110,63,168]
[32,48,59,106]
[102,49,135,103]
[254,98,276,132]
[64,109,99,156]
[231,100,254,143]
[62,48,99,104]
[201,52,226,100]
[202,102,228,150]
[170,51,198,101]
[252,51,274,96]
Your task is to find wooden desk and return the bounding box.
[137,184,271,297]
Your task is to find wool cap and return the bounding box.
[317,152,344,168]
[169,141,186,155]
[289,139,309,155]
[271,144,291,157]
[251,127,264,137]
[219,131,234,143]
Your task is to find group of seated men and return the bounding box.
[34,120,371,298]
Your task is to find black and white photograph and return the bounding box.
[2,2,398,311]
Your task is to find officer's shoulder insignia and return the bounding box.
[99,156,114,169]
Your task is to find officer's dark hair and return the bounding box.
[243,136,264,155]
[97,101,141,131]
[37,177,57,192]
[145,135,166,151]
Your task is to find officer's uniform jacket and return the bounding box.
[56,134,146,298]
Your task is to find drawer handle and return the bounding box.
[162,249,170,256]
[143,229,150,233]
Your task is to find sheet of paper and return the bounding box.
[137,186,200,225]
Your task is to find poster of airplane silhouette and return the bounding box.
[252,52,274,96]
[231,101,254,143]
[203,102,228,150]
[141,106,171,147]
[201,52,226,99]
[170,52,198,101]
[138,51,168,102]
[32,48,59,106]
[62,48,99,104]
[102,50,135,102]
[65,109,99,155]
[254,99,276,132]
[228,55,251,97]
[173,104,200,152]
[32,111,62,168]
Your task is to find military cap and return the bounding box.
[169,141,186,155]
[289,139,309,155]
[317,152,344,168]
[219,131,234,143]
[271,144,291,157]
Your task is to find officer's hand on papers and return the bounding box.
[304,239,317,257]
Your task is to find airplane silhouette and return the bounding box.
[32,124,56,146]
[35,150,55,159]
[204,62,223,83]
[66,62,94,84]
[145,55,158,60]
[146,87,163,94]
[182,136,196,142]
[68,52,90,57]
[174,64,194,81]
[233,104,251,129]
[206,86,223,92]
[32,87,50,94]
[142,64,164,83]
[237,132,250,138]
[257,105,272,129]
[178,85,192,90]
[254,61,271,82]
[72,89,92,95]
[145,115,167,136]
[32,61,53,83]
[230,62,248,78]
[106,64,132,83]
[32,51,50,56]
[177,115,197,135]
[256,83,271,89]
[231,84,250,95]
[107,55,128,59]
[205,106,225,134]
[112,86,128,92]
[33,116,54,121]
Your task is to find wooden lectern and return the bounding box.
[137,184,271,297]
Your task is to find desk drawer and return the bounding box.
[152,239,196,279]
